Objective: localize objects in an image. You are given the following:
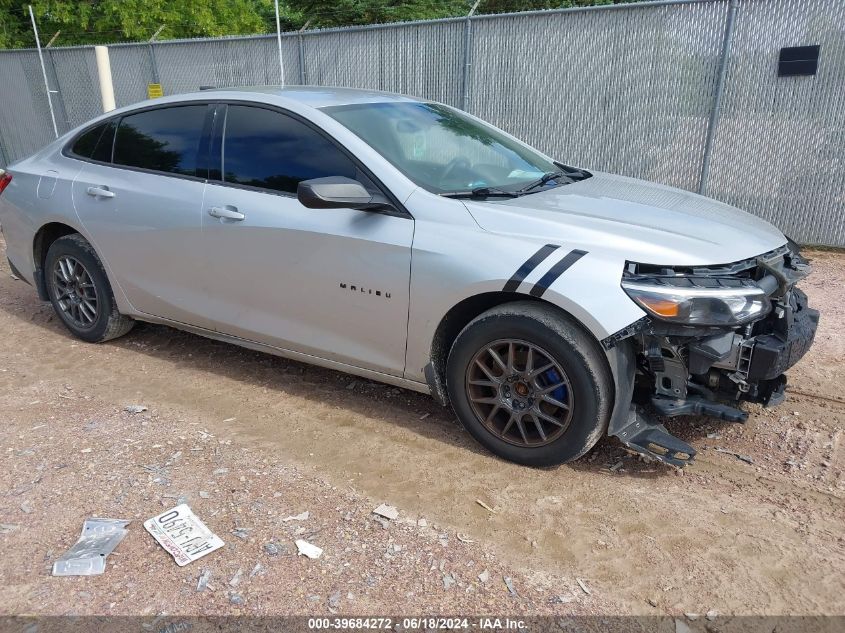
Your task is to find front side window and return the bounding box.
[221,105,358,194]
[113,105,206,176]
[324,102,561,194]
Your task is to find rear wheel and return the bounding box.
[446,302,612,467]
[45,234,134,343]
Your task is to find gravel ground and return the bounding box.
[0,239,843,620]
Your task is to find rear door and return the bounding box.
[198,103,414,376]
[71,103,213,326]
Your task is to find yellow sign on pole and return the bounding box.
[147,83,164,99]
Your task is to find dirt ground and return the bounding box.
[0,237,843,621]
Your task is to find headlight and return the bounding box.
[621,277,771,326]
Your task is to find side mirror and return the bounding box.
[297,176,389,211]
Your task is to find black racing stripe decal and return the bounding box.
[529,249,588,298]
[502,244,560,292]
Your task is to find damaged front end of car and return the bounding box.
[604,242,819,467]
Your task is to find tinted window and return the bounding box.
[113,106,206,176]
[222,105,357,194]
[91,121,116,162]
[71,122,108,158]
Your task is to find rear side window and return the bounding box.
[113,105,206,176]
[70,121,115,161]
[221,105,358,194]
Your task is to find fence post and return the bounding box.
[148,25,165,88]
[298,20,311,85]
[45,47,70,133]
[461,0,481,111]
[699,0,739,196]
[28,4,59,138]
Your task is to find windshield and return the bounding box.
[323,102,563,194]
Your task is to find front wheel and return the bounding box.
[45,233,135,343]
[446,302,612,467]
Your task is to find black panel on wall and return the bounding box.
[778,45,821,77]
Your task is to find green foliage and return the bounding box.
[0,0,645,49]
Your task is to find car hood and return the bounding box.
[463,171,787,266]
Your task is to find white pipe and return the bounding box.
[94,46,116,112]
[274,0,285,86]
[28,5,58,138]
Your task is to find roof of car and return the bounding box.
[203,86,424,109]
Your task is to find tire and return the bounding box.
[44,233,135,343]
[446,301,612,467]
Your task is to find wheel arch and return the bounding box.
[32,221,81,300]
[425,290,612,406]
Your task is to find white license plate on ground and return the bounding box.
[144,504,224,566]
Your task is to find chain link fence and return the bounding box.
[0,0,842,245]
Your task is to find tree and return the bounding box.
[0,0,645,49]
[0,0,300,48]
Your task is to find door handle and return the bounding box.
[209,206,245,221]
[86,185,115,198]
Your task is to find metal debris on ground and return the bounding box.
[231,527,251,540]
[714,448,754,464]
[503,576,518,597]
[144,504,224,566]
[706,609,719,621]
[456,533,475,543]
[551,594,576,604]
[0,524,20,534]
[478,570,490,583]
[196,569,211,592]
[295,539,323,559]
[372,504,399,520]
[52,518,130,576]
[283,511,310,522]
[577,578,591,595]
[476,499,496,513]
[609,460,624,472]
[419,412,431,420]
[124,405,148,414]
[229,568,243,587]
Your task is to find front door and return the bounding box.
[199,104,414,376]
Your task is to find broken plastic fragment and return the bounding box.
[52,518,130,576]
[372,504,399,520]
[295,539,323,559]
